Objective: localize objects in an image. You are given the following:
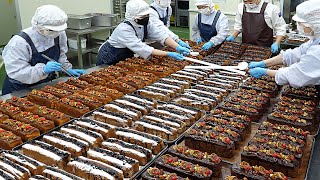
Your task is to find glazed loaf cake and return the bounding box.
[0,119,40,141]
[0,127,22,150]
[73,118,115,139]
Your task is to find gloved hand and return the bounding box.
[66,68,86,77]
[202,41,214,50]
[176,46,190,56]
[271,43,280,53]
[168,52,184,61]
[226,35,235,42]
[249,67,268,79]
[43,61,62,74]
[196,37,202,44]
[248,61,266,69]
[178,40,191,49]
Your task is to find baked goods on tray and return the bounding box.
[0,119,40,141]
[0,101,21,118]
[27,90,59,108]
[151,108,193,126]
[78,88,113,104]
[0,127,23,150]
[136,87,171,102]
[67,93,103,110]
[0,156,31,179]
[92,109,133,127]
[142,167,189,180]
[29,175,49,180]
[159,78,191,89]
[65,78,93,89]
[0,112,9,122]
[103,102,142,121]
[105,80,136,94]
[41,85,73,98]
[66,156,124,180]
[0,168,19,180]
[42,166,83,180]
[101,138,152,166]
[22,140,71,169]
[42,131,89,158]
[31,106,70,126]
[90,85,124,100]
[53,82,82,93]
[54,97,90,118]
[6,96,39,112]
[73,118,115,139]
[79,74,107,85]
[155,154,213,180]
[14,112,55,133]
[114,99,151,115]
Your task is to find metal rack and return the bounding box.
[113,0,129,21]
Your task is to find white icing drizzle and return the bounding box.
[152,109,188,120]
[60,127,100,144]
[177,70,203,78]
[123,95,154,105]
[146,86,175,93]
[161,78,189,85]
[22,144,62,161]
[78,156,123,174]
[204,80,232,87]
[171,74,197,81]
[88,150,133,170]
[114,99,146,111]
[144,116,181,128]
[68,161,115,180]
[0,170,15,180]
[182,69,208,76]
[185,89,220,97]
[195,84,227,92]
[0,159,30,177]
[93,111,128,123]
[56,132,89,147]
[153,83,181,90]
[104,104,138,117]
[208,77,236,84]
[101,141,146,158]
[43,168,78,180]
[3,153,37,170]
[116,131,158,146]
[135,121,173,134]
[43,135,82,152]
[161,104,196,115]
[137,89,167,97]
[74,120,109,134]
[175,97,207,105]
[184,93,215,102]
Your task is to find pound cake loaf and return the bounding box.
[53,82,82,93]
[0,127,22,150]
[92,109,133,127]
[0,156,31,179]
[0,119,40,141]
[67,93,103,110]
[42,166,83,180]
[73,118,115,139]
[1,151,45,175]
[105,80,137,94]
[66,156,124,180]
[114,99,150,115]
[79,88,113,104]
[31,106,70,126]
[60,124,103,147]
[151,109,192,126]
[14,112,55,133]
[123,94,157,108]
[90,85,124,100]
[0,112,8,122]
[0,101,21,118]
[27,90,59,108]
[103,102,142,121]
[101,138,152,166]
[0,168,18,180]
[22,140,71,169]
[54,97,90,118]
[87,148,139,178]
[6,96,39,112]
[65,78,93,89]
[142,167,189,180]
[42,85,73,98]
[117,76,146,89]
[79,74,107,85]
[143,113,187,133]
[42,131,89,158]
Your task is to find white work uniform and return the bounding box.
[192,10,229,46]
[149,2,179,41]
[107,20,169,59]
[2,27,71,84]
[234,0,286,36]
[276,38,320,87]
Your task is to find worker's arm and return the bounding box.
[164,37,179,49]
[263,54,283,67]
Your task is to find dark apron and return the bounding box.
[198,10,221,42]
[150,6,169,26]
[242,2,273,47]
[97,21,148,65]
[2,32,59,95]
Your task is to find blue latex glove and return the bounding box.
[196,37,202,44]
[43,61,62,74]
[226,35,235,42]
[176,45,190,56]
[248,61,266,69]
[249,67,268,79]
[178,40,191,49]
[271,43,280,53]
[66,68,86,77]
[202,41,214,50]
[168,52,184,60]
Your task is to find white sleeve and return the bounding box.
[210,13,229,46]
[2,36,48,84]
[192,14,200,41]
[282,41,312,66]
[275,46,320,87]
[167,6,172,28]
[270,5,286,36]
[234,4,243,33]
[147,21,170,45]
[58,31,72,70]
[150,10,179,41]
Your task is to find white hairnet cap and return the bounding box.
[195,0,215,7]
[31,5,68,31]
[125,0,152,20]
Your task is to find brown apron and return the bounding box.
[242,2,273,47]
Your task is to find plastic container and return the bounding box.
[67,14,92,29]
[68,37,87,49]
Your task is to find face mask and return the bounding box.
[135,16,149,26]
[297,23,314,37]
[40,29,60,39]
[245,3,258,10]
[199,7,212,15]
[158,0,171,8]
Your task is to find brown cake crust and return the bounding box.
[0,119,40,141]
[41,85,73,98]
[0,128,23,150]
[65,78,94,89]
[31,106,70,126]
[14,112,55,133]
[78,88,113,104]
[90,85,124,100]
[67,93,104,110]
[105,80,136,94]
[53,82,82,93]
[53,97,90,118]
[6,97,39,112]
[27,90,59,108]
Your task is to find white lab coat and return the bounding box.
[276,38,320,87]
[2,27,72,84]
[149,2,179,41]
[234,1,286,36]
[192,10,229,46]
[107,20,169,59]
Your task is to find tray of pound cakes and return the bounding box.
[10,117,168,180]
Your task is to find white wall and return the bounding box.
[0,0,18,45]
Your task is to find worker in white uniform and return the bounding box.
[248,0,320,97]
[97,0,190,65]
[149,0,190,49]
[192,0,229,50]
[2,5,85,95]
[226,0,286,54]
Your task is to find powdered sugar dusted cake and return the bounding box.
[0,156,31,179]
[42,166,83,180]
[92,109,133,127]
[73,118,115,139]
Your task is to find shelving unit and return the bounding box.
[113,0,129,21]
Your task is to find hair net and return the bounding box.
[155,0,171,8]
[125,0,152,21]
[31,5,67,31]
[195,0,215,13]
[292,0,320,37]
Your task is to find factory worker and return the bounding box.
[2,5,85,95]
[97,0,190,66]
[149,0,190,49]
[226,0,286,54]
[248,0,320,96]
[192,0,229,50]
